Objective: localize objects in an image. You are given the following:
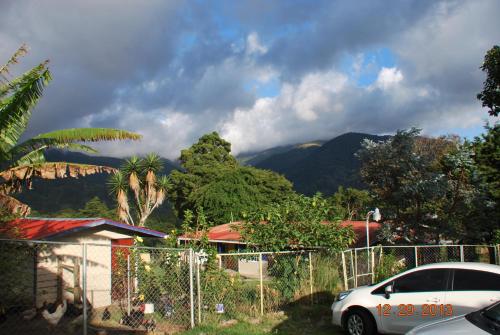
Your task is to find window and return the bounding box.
[453,269,500,291]
[393,269,448,293]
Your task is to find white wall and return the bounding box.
[36,229,133,308]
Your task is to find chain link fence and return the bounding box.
[1,239,499,334]
[346,244,500,289]
[0,239,194,335]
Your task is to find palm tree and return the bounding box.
[108,154,168,227]
[0,45,141,215]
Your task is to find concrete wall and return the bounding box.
[237,259,268,279]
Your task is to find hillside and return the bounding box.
[15,150,178,213]
[251,133,390,196]
[14,133,389,212]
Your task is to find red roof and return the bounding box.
[179,220,381,247]
[1,217,167,240]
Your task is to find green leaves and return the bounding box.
[241,194,354,252]
[169,132,294,225]
[477,45,500,117]
[0,46,141,216]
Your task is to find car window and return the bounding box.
[453,269,500,291]
[483,302,500,323]
[393,269,448,293]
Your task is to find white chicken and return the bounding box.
[42,300,67,327]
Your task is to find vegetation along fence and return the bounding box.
[0,239,194,335]
[0,240,499,334]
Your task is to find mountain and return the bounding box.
[249,133,390,196]
[237,141,324,166]
[15,151,179,213]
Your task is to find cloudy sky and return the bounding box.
[1,0,498,159]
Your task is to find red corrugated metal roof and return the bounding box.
[1,217,167,240]
[179,220,381,247]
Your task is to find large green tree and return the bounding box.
[357,129,491,243]
[477,45,500,117]
[168,132,294,225]
[0,45,141,215]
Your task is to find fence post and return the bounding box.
[370,247,375,284]
[460,245,465,262]
[341,251,348,290]
[495,245,499,265]
[127,254,131,316]
[259,253,264,316]
[216,254,222,269]
[189,249,195,328]
[414,246,418,267]
[197,260,201,324]
[82,243,87,335]
[308,252,314,304]
[354,249,358,287]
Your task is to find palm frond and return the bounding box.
[1,162,116,182]
[0,44,29,83]
[107,171,128,195]
[0,63,51,150]
[141,153,163,173]
[8,138,98,163]
[35,128,142,143]
[0,193,30,216]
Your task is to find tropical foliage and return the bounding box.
[358,128,498,243]
[108,154,168,226]
[328,186,372,221]
[477,45,500,117]
[168,132,294,225]
[0,45,141,215]
[240,194,355,251]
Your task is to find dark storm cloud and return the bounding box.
[0,0,497,158]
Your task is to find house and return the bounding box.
[178,220,381,253]
[0,217,167,308]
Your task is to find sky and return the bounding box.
[0,0,498,159]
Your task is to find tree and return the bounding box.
[477,45,500,117]
[168,132,294,225]
[0,45,141,215]
[358,128,497,243]
[240,194,355,251]
[108,154,169,227]
[473,124,500,201]
[329,186,372,221]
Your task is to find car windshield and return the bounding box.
[483,303,500,323]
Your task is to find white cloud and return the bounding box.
[246,32,267,55]
[374,67,403,90]
[221,70,348,153]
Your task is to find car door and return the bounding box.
[378,268,449,334]
[445,268,500,317]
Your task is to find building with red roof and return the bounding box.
[0,217,167,309]
[178,220,381,252]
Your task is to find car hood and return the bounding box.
[406,315,487,335]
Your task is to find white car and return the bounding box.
[331,262,500,335]
[406,300,500,334]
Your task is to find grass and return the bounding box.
[179,303,344,335]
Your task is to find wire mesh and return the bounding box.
[0,239,193,335]
[0,240,85,335]
[1,239,498,333]
[85,244,193,334]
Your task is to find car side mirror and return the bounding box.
[384,284,393,299]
